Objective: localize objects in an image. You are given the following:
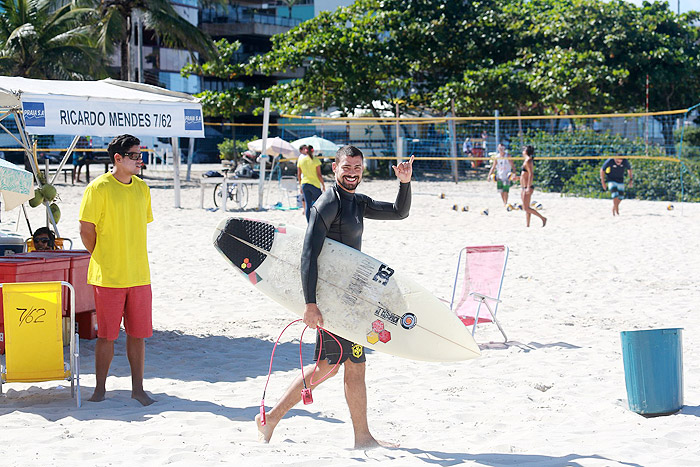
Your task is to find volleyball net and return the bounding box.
[215,108,699,202]
[1,108,698,202]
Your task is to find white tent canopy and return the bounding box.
[0,76,205,233]
[0,77,204,138]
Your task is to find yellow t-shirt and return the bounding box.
[79,173,153,288]
[297,155,322,189]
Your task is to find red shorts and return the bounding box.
[93,285,153,341]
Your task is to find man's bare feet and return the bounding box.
[88,389,106,402]
[132,390,156,406]
[354,436,399,449]
[255,413,276,443]
[542,217,547,227]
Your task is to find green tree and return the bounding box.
[510,0,700,154]
[187,0,700,128]
[81,0,217,81]
[250,2,408,117]
[0,0,106,79]
[182,38,262,117]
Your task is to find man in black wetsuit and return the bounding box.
[256,145,414,448]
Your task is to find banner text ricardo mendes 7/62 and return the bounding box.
[59,110,173,128]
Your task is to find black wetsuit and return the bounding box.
[301,182,411,364]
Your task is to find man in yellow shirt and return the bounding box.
[79,134,155,406]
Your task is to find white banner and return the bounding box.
[21,95,205,138]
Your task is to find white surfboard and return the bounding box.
[213,217,480,362]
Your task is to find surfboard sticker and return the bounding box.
[214,217,481,362]
[248,271,261,285]
[366,319,392,345]
[401,313,417,329]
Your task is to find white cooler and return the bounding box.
[0,231,26,256]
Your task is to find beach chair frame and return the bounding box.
[279,176,299,207]
[0,281,80,408]
[450,245,509,343]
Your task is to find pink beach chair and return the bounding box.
[450,245,509,342]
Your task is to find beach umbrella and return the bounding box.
[247,137,299,158]
[0,159,33,210]
[291,135,340,156]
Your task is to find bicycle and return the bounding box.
[213,179,249,209]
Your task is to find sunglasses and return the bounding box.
[35,237,50,244]
[120,152,142,160]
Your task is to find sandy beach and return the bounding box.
[1,167,699,466]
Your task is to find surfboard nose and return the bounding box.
[213,217,275,274]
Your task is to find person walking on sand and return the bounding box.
[297,144,326,221]
[79,134,155,406]
[487,143,515,207]
[256,146,414,449]
[600,156,633,216]
[520,145,547,227]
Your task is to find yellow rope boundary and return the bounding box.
[205,108,687,126]
[0,148,155,154]
[2,147,685,165]
[280,155,688,163]
[277,108,688,122]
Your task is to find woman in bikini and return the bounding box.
[520,145,547,227]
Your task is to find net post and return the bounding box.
[450,99,459,183]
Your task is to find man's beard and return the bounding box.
[338,176,360,191]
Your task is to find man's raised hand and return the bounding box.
[392,154,415,183]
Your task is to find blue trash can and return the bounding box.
[620,328,683,416]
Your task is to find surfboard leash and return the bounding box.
[299,324,343,404]
[259,320,343,426]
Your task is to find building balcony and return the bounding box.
[201,10,301,37]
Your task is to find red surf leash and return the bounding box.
[299,324,343,404]
[259,320,343,426]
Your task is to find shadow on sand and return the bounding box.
[376,448,643,467]
[478,340,582,352]
[74,329,317,384]
[0,328,323,419]
[0,387,344,425]
[678,405,700,418]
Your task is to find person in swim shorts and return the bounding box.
[487,143,515,207]
[255,145,414,449]
[79,134,155,406]
[600,156,633,216]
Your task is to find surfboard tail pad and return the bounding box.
[214,218,276,275]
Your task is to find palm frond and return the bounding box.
[143,6,216,59]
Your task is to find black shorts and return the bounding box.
[314,329,365,364]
